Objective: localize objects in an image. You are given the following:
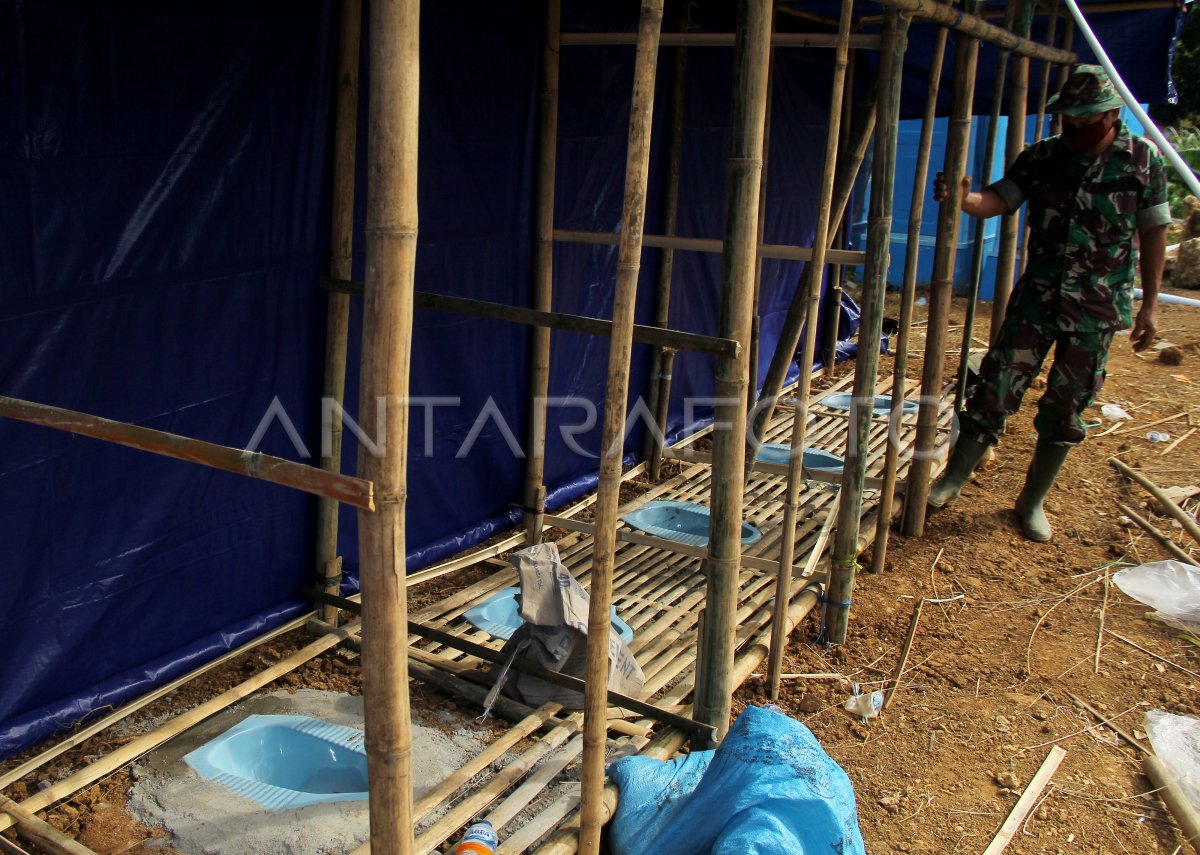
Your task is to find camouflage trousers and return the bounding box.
[960,303,1115,447]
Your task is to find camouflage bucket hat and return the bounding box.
[1046,64,1125,117]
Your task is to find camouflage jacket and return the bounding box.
[988,122,1170,333]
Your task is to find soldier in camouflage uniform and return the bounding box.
[928,65,1169,542]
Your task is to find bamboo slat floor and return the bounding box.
[389,371,956,855]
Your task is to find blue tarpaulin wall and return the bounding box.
[0,0,1181,759]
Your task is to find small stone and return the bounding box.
[953,825,965,833]
[798,695,821,713]
[995,771,1022,789]
[1032,709,1048,721]
[1159,346,1185,366]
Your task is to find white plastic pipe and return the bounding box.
[1136,288,1200,308]
[1061,0,1200,198]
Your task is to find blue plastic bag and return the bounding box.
[608,706,865,855]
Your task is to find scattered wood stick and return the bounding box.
[982,746,1067,855]
[0,796,98,855]
[1161,428,1196,456]
[1144,755,1200,853]
[1111,411,1189,437]
[1107,630,1200,681]
[1095,572,1110,675]
[884,599,925,711]
[776,672,850,681]
[1118,502,1196,564]
[1065,691,1150,755]
[1110,457,1200,550]
[1025,574,1107,676]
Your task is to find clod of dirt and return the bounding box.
[1159,346,1185,366]
[994,771,1022,789]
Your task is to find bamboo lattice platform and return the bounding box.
[389,372,955,855]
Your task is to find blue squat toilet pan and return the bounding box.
[183,715,368,809]
[756,444,845,473]
[621,500,762,548]
[464,587,635,643]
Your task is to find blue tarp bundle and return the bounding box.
[608,705,866,855]
[0,0,1183,759]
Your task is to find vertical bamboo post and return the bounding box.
[748,74,879,461]
[956,1,1017,412]
[746,59,774,410]
[315,0,362,624]
[522,0,562,543]
[694,0,772,742]
[1018,4,1062,276]
[1051,17,1075,136]
[900,2,982,538]
[643,35,688,482]
[823,49,857,373]
[766,0,854,698]
[869,21,948,575]
[987,0,1034,344]
[357,0,419,850]
[824,9,909,645]
[577,2,663,850]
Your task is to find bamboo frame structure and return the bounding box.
[0,395,374,510]
[560,32,881,49]
[749,73,880,453]
[693,0,772,743]
[315,0,362,624]
[989,0,1035,344]
[764,0,853,694]
[643,30,688,482]
[522,0,562,544]
[870,20,948,575]
[577,2,663,849]
[901,1,984,538]
[553,229,865,265]
[824,9,910,645]
[876,0,1077,62]
[822,45,857,374]
[355,0,420,847]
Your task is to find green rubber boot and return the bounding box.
[1014,441,1071,542]
[928,436,991,509]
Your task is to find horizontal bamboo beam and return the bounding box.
[0,396,375,511]
[0,796,98,855]
[304,590,716,742]
[320,278,739,358]
[553,229,867,266]
[560,32,882,49]
[871,0,1079,62]
[540,512,781,575]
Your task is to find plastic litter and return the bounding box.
[609,706,865,855]
[1148,431,1172,443]
[844,685,884,722]
[1101,403,1133,421]
[1144,710,1200,813]
[453,819,498,854]
[1113,560,1200,631]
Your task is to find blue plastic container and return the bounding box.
[621,500,762,548]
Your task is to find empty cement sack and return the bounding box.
[489,542,644,709]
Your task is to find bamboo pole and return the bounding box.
[559,32,880,49]
[823,47,856,374]
[750,73,880,454]
[694,0,772,743]
[900,3,982,537]
[765,0,853,697]
[1111,457,1200,548]
[644,31,688,482]
[552,229,865,265]
[746,56,773,417]
[314,0,362,623]
[0,797,98,855]
[988,0,1034,343]
[522,0,562,544]
[874,0,1076,62]
[0,396,374,509]
[1051,17,1075,136]
[870,21,948,575]
[1117,502,1195,564]
[825,9,910,645]
[956,1,1017,412]
[578,2,663,850]
[1145,755,1200,852]
[357,0,420,848]
[1017,3,1061,277]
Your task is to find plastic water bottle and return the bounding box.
[453,820,498,855]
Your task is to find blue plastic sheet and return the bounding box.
[609,705,866,855]
[0,0,1182,760]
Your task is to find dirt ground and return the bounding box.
[3,292,1200,855]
